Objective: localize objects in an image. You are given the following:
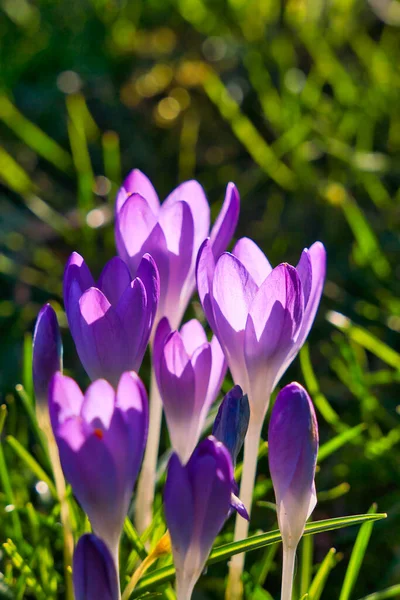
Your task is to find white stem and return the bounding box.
[226,414,263,600]
[135,368,163,533]
[176,572,195,600]
[281,545,296,600]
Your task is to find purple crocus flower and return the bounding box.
[49,371,148,562]
[268,382,319,600]
[63,252,159,386]
[212,385,250,520]
[73,534,120,600]
[164,436,233,600]
[196,237,326,421]
[153,317,226,464]
[115,169,240,329]
[32,304,63,407]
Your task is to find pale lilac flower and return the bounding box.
[63,252,159,386]
[49,371,148,558]
[73,534,120,600]
[32,304,62,407]
[196,237,326,420]
[153,317,226,464]
[115,169,239,328]
[164,436,233,600]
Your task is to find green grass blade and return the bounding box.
[123,517,148,561]
[300,531,313,596]
[308,548,338,600]
[23,333,33,401]
[0,409,23,542]
[15,384,51,471]
[300,345,345,432]
[6,435,57,498]
[339,505,378,600]
[0,95,73,173]
[357,585,400,600]
[318,424,366,462]
[129,513,386,598]
[327,311,400,370]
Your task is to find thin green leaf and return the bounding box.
[357,585,400,599]
[318,424,366,462]
[6,435,57,498]
[129,513,386,598]
[15,384,51,471]
[308,548,338,600]
[339,505,378,600]
[327,311,400,369]
[300,531,313,596]
[124,517,148,561]
[300,345,345,432]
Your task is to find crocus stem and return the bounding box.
[37,408,74,600]
[281,545,296,600]
[226,413,263,600]
[135,367,162,533]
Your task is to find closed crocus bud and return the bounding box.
[197,237,326,422]
[212,385,250,466]
[164,437,233,600]
[32,304,63,408]
[73,534,120,600]
[63,252,159,387]
[268,382,319,600]
[49,371,148,563]
[115,169,240,329]
[153,317,226,464]
[212,385,250,520]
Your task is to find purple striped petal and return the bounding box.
[116,168,160,215]
[232,237,272,287]
[32,304,63,408]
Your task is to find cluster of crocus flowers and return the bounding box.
[32,168,325,599]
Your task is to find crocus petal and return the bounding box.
[196,238,217,333]
[115,192,168,281]
[190,343,213,452]
[158,332,196,462]
[115,278,147,371]
[244,264,303,415]
[73,534,119,600]
[210,182,240,259]
[80,379,115,430]
[158,200,194,328]
[163,180,210,265]
[212,385,250,465]
[212,253,258,389]
[97,257,132,306]
[186,437,233,558]
[230,491,249,521]
[32,304,63,407]
[232,237,272,287]
[57,417,120,538]
[49,372,83,432]
[268,382,319,547]
[117,168,160,215]
[78,288,124,386]
[116,371,149,483]
[295,242,326,348]
[205,336,227,408]
[136,252,160,338]
[180,319,208,357]
[153,317,173,385]
[63,252,95,313]
[164,453,194,563]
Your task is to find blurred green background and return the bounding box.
[0,0,400,598]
